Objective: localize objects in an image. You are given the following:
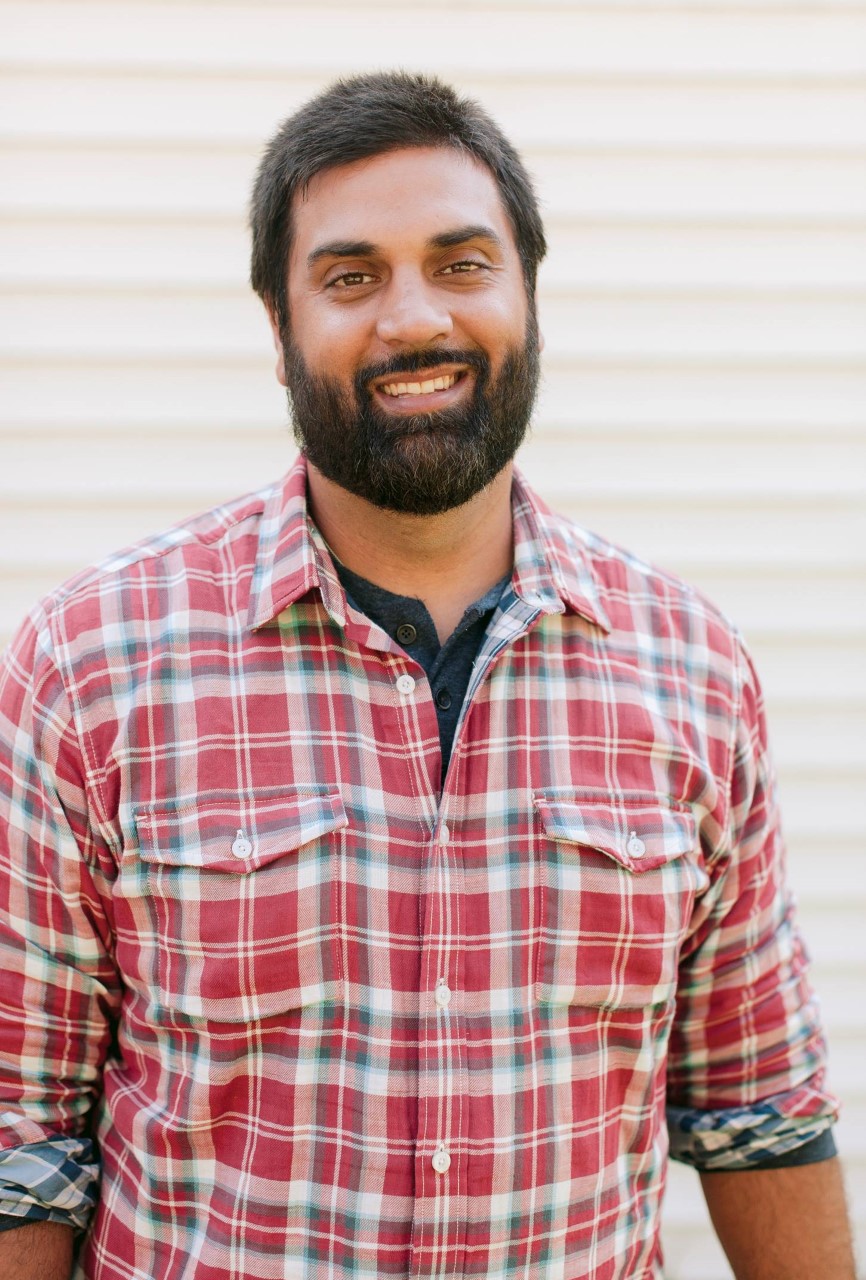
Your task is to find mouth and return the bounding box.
[369,364,472,414]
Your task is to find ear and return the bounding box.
[264,304,288,387]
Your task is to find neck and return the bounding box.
[306,462,514,644]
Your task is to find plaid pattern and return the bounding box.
[0,1137,99,1231]
[0,458,837,1279]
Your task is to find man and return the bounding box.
[0,72,855,1280]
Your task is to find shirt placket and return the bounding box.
[410,812,465,1279]
[409,594,549,1278]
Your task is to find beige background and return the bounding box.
[1,2,864,1274]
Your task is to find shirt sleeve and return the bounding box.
[665,636,840,1170]
[0,607,122,1228]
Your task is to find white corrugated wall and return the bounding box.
[1,3,864,1275]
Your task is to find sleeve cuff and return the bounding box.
[712,1127,837,1170]
[0,1136,100,1232]
[667,1090,839,1171]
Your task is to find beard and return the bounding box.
[280,312,540,516]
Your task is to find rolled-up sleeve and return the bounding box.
[0,1136,100,1231]
[666,637,839,1169]
[0,607,121,1228]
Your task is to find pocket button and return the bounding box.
[231,830,254,859]
[626,831,646,858]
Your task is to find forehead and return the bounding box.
[289,146,519,265]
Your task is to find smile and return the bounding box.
[380,373,459,397]
[370,365,472,413]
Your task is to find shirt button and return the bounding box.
[435,980,452,1009]
[231,830,253,859]
[396,674,416,695]
[438,823,450,845]
[432,1144,451,1174]
[396,623,417,645]
[627,831,646,858]
[435,687,452,710]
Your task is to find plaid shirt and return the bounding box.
[0,458,837,1279]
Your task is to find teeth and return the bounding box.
[381,373,458,397]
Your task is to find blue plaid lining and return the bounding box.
[0,1136,99,1232]
[668,1100,838,1171]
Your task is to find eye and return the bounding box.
[440,259,485,276]
[327,270,375,289]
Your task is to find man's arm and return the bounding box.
[1,612,119,1240]
[700,1157,856,1280]
[666,639,848,1259]
[0,1220,73,1280]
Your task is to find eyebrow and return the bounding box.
[428,224,505,252]
[306,224,504,270]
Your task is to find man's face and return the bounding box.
[271,146,540,515]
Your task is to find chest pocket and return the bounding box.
[132,790,347,1022]
[534,793,701,1009]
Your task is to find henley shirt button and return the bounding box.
[396,623,417,645]
[396,674,416,695]
[435,687,452,710]
[432,1144,451,1174]
[627,831,647,858]
[434,980,452,1009]
[231,830,253,859]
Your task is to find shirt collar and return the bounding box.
[247,455,611,635]
[508,468,611,633]
[247,457,344,630]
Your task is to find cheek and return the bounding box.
[290,301,373,372]
[463,290,529,349]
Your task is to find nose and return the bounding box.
[375,273,454,347]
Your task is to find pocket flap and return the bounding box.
[135,790,347,874]
[534,793,695,872]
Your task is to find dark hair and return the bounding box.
[249,71,547,329]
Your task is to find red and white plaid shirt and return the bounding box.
[0,458,837,1279]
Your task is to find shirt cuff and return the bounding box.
[721,1128,837,1170]
[667,1093,839,1171]
[0,1136,99,1232]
